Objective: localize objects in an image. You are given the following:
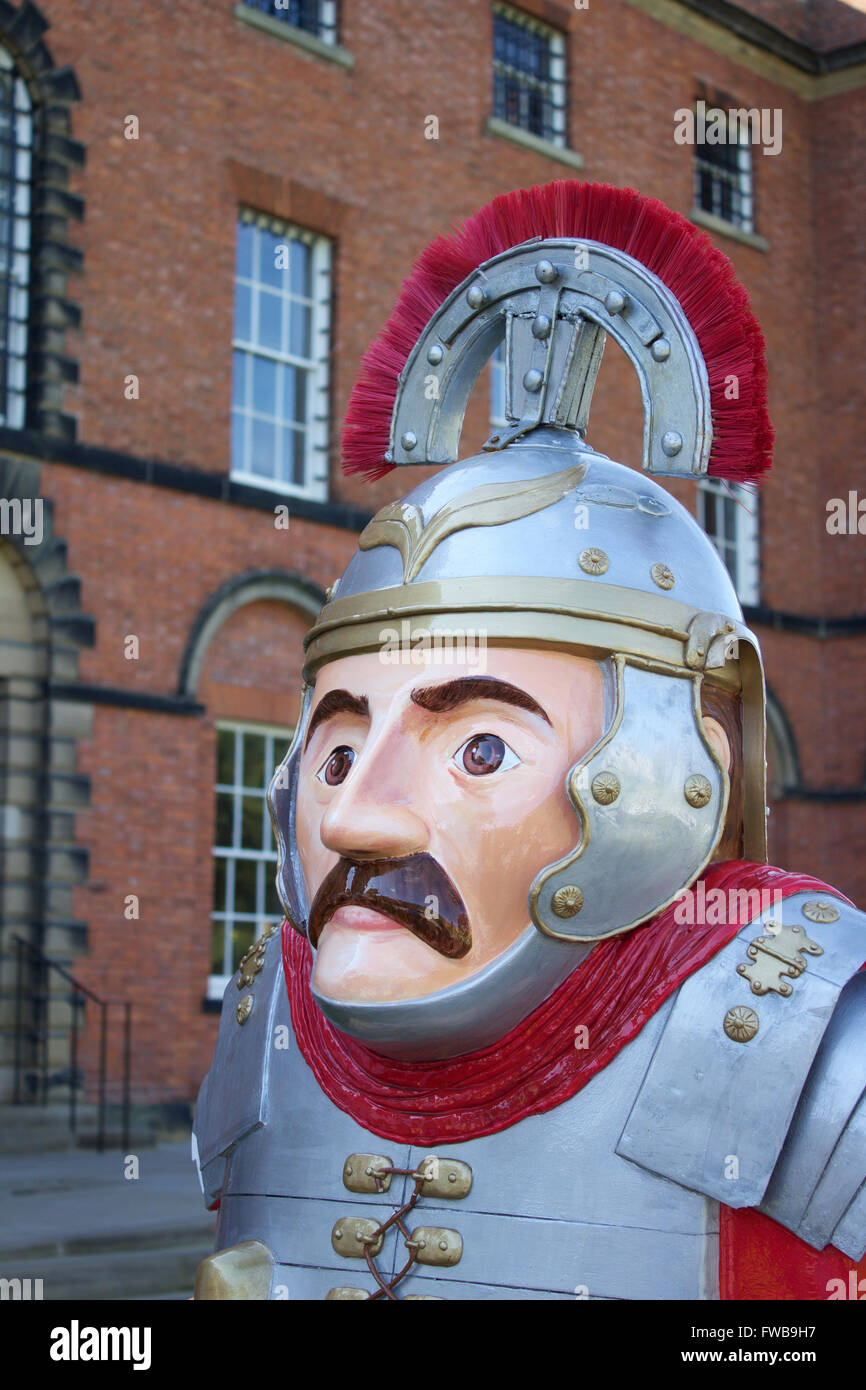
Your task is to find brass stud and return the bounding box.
[724,1005,759,1043]
[552,885,584,918]
[684,774,712,808]
[579,547,609,576]
[591,771,620,805]
[236,994,254,1026]
[651,562,675,590]
[802,899,840,924]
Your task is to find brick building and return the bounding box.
[0,0,864,1118]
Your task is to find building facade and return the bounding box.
[0,0,864,1114]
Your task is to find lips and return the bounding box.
[307,854,471,959]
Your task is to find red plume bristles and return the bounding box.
[342,180,773,484]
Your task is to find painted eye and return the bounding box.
[454,733,520,777]
[317,746,356,786]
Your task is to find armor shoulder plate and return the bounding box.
[616,888,866,1250]
[759,967,866,1259]
[192,925,285,1207]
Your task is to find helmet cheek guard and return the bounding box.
[530,656,729,943]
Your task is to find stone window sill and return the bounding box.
[233,4,354,69]
[690,206,769,253]
[485,116,584,170]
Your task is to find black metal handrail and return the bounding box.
[12,936,131,1152]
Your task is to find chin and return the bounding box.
[312,921,468,1003]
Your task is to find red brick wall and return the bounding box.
[22,0,865,1102]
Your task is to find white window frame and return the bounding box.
[208,720,292,1000]
[492,2,567,149]
[696,477,759,606]
[231,209,331,501]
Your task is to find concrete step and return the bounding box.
[0,1103,159,1154]
[3,1240,208,1300]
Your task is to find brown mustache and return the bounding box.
[307,854,471,959]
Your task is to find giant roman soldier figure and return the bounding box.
[192,181,866,1300]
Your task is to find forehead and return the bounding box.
[310,646,604,724]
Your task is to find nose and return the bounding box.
[318,727,429,861]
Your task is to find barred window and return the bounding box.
[0,46,33,429]
[209,723,290,998]
[231,211,331,499]
[492,3,566,147]
[694,124,754,234]
[240,0,337,45]
[697,478,759,606]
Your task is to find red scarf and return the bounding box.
[282,861,844,1147]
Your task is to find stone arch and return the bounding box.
[765,683,800,800]
[0,0,85,439]
[0,452,94,1100]
[178,569,325,700]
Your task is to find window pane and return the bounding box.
[723,497,737,544]
[251,355,278,416]
[215,793,234,848]
[290,427,306,486]
[266,872,282,917]
[290,240,311,298]
[213,855,227,914]
[217,728,235,785]
[285,364,307,424]
[232,348,247,406]
[232,922,255,972]
[234,858,257,915]
[242,733,266,789]
[236,221,255,279]
[258,290,282,351]
[241,794,264,850]
[234,283,252,341]
[259,230,284,290]
[211,921,229,976]
[290,300,311,358]
[231,409,246,471]
[251,417,276,477]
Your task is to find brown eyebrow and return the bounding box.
[410,677,552,726]
[304,689,370,751]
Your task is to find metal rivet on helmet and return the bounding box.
[591,772,621,805]
[651,562,675,590]
[579,547,609,575]
[684,774,713,808]
[552,885,584,918]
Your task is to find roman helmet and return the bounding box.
[268,180,774,1058]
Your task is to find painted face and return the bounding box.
[295,647,605,1004]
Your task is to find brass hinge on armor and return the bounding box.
[326,1153,472,1301]
[737,919,824,998]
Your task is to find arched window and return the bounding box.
[0,43,33,428]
